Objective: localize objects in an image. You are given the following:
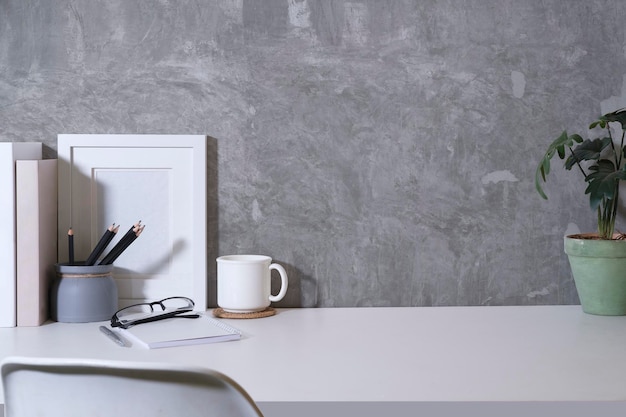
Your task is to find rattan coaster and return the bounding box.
[212,307,276,319]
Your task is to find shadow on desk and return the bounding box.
[258,402,626,417]
[2,392,626,416]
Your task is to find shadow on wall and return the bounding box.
[270,260,304,308]
[207,136,219,307]
[206,134,305,309]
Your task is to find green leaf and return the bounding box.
[584,159,626,210]
[590,120,607,129]
[535,164,549,199]
[535,131,582,199]
[596,108,626,130]
[564,137,611,169]
[542,157,550,179]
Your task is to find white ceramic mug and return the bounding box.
[216,255,288,313]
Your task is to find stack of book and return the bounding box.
[0,142,57,327]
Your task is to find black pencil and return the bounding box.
[85,223,118,266]
[67,228,74,265]
[98,221,140,264]
[118,221,141,245]
[100,224,145,265]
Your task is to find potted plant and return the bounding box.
[535,108,626,315]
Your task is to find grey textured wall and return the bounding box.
[2,0,626,307]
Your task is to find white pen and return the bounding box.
[99,325,126,347]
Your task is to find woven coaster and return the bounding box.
[212,307,276,319]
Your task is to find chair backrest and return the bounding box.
[1,356,263,417]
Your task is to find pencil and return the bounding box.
[118,221,141,245]
[68,228,74,265]
[98,221,140,265]
[99,224,145,265]
[85,223,118,266]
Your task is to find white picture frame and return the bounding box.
[57,134,207,311]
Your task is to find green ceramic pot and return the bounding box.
[565,234,626,316]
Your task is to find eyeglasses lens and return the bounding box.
[161,297,194,310]
[117,297,193,324]
[117,304,155,322]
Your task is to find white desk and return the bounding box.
[1,306,626,416]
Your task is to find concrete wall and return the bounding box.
[2,0,626,307]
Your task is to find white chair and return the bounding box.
[1,356,264,417]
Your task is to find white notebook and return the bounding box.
[119,314,241,349]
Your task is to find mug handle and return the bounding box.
[268,263,288,302]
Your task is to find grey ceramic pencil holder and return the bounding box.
[50,263,118,323]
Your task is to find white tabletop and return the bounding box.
[1,306,626,407]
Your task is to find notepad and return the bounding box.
[119,314,241,349]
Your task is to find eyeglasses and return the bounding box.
[110,296,200,329]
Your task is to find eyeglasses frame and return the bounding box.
[110,296,199,329]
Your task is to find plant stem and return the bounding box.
[607,125,619,167]
[596,123,622,239]
[617,129,626,169]
[567,146,588,179]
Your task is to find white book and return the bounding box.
[119,314,242,349]
[0,143,42,327]
[16,159,58,326]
